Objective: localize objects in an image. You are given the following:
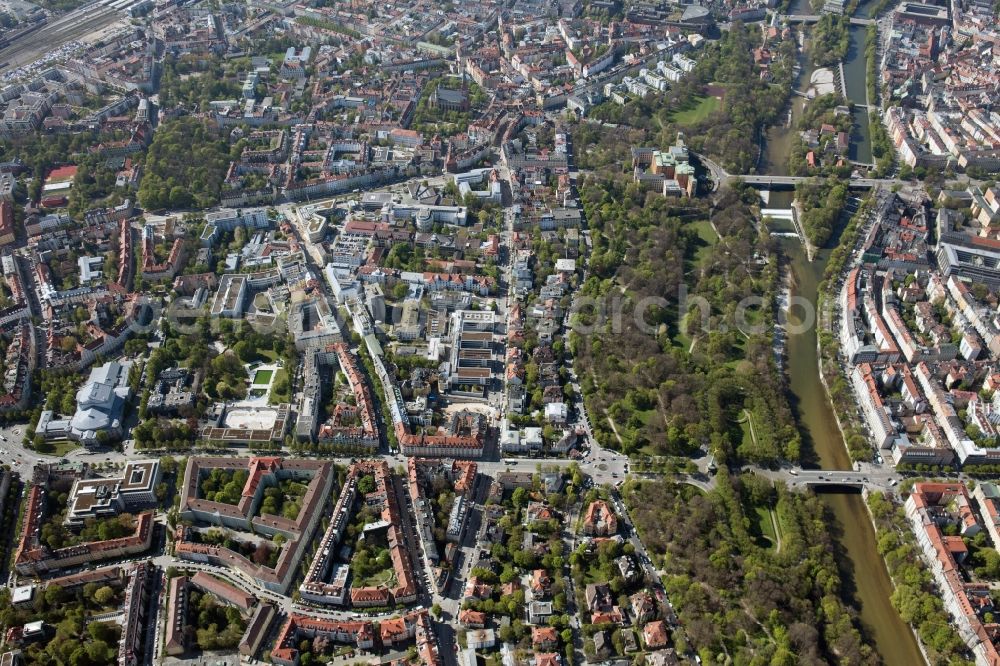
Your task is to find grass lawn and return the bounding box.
[253,293,273,313]
[257,348,279,363]
[690,218,718,244]
[637,443,662,458]
[582,558,606,584]
[354,566,396,588]
[687,219,718,268]
[735,408,757,446]
[634,409,656,425]
[751,505,782,552]
[673,330,691,350]
[36,439,80,456]
[252,369,273,385]
[739,418,754,450]
[669,95,721,126]
[268,369,290,405]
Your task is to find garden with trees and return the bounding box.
[38,487,137,550]
[0,582,122,666]
[568,174,799,465]
[625,474,875,665]
[133,320,297,450]
[795,176,849,247]
[157,54,244,112]
[866,491,974,663]
[186,586,248,651]
[256,478,308,521]
[198,467,249,504]
[815,197,875,461]
[137,117,235,210]
[809,15,850,67]
[585,23,797,175]
[786,94,856,176]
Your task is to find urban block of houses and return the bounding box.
[907,483,1000,665]
[175,456,334,593]
[14,471,154,575]
[631,134,697,198]
[65,459,161,524]
[299,459,419,607]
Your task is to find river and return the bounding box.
[845,24,874,164]
[782,234,925,665]
[760,3,925,663]
[766,0,874,169]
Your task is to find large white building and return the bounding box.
[204,207,270,231]
[211,274,248,317]
[447,310,496,390]
[851,364,895,449]
[36,360,132,446]
[66,460,161,524]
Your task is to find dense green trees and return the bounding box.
[258,479,306,520]
[189,589,247,651]
[815,197,874,461]
[132,418,197,451]
[357,474,376,495]
[810,15,850,67]
[568,175,798,464]
[796,176,849,247]
[0,584,121,666]
[865,26,895,176]
[199,468,249,504]
[38,503,136,550]
[157,55,243,111]
[138,117,234,210]
[78,513,135,542]
[586,23,796,174]
[867,492,974,664]
[627,475,874,664]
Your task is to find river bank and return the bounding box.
[804,195,934,661]
[859,488,939,666]
[754,1,925,659]
[814,196,876,462]
[782,233,927,665]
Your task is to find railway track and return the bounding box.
[0,3,122,75]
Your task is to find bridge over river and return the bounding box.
[750,466,900,491]
[692,151,894,190]
[779,13,876,24]
[635,461,903,494]
[737,174,895,188]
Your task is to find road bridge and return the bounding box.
[634,467,901,494]
[778,13,875,24]
[689,151,896,191]
[750,466,901,492]
[734,174,896,189]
